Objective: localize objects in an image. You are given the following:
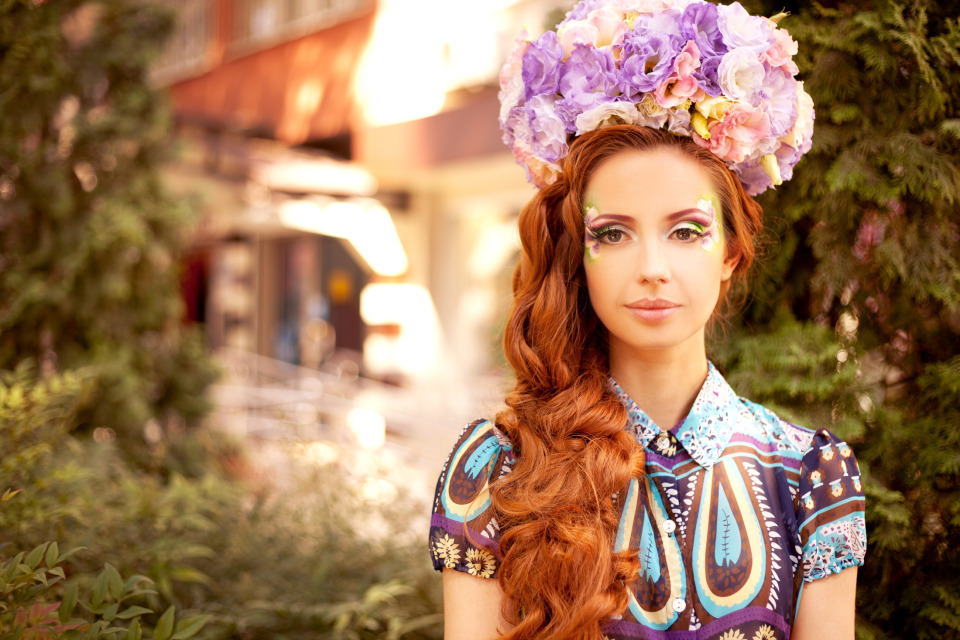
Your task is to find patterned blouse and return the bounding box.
[428,363,867,640]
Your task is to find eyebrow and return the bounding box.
[665,207,712,223]
[585,213,633,225]
[587,208,711,225]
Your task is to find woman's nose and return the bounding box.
[635,239,670,284]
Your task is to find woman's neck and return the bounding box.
[608,339,709,431]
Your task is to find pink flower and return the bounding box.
[693,101,771,163]
[558,20,598,59]
[586,7,629,49]
[498,30,530,126]
[760,28,800,75]
[653,40,705,108]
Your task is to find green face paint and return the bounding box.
[583,204,602,261]
[694,195,722,252]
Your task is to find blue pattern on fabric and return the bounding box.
[427,365,867,639]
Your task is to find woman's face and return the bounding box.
[582,147,739,360]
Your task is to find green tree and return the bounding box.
[0,0,218,459]
[720,1,960,638]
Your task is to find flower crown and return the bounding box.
[498,0,814,196]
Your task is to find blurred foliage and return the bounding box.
[0,0,219,460]
[0,361,443,639]
[712,1,960,638]
[0,538,208,640]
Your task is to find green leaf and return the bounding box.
[24,542,48,569]
[105,564,124,600]
[125,619,142,640]
[44,541,59,568]
[153,605,175,640]
[92,569,109,607]
[102,602,120,621]
[56,547,86,565]
[59,581,78,624]
[116,606,152,620]
[170,615,209,640]
[167,567,211,585]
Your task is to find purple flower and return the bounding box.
[557,44,621,131]
[618,26,685,99]
[522,31,564,99]
[680,2,727,58]
[695,55,723,96]
[563,0,601,23]
[762,65,799,138]
[731,155,772,196]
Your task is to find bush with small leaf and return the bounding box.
[0,541,208,640]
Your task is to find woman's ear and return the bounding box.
[721,245,741,282]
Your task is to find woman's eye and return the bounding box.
[603,229,624,243]
[672,226,703,242]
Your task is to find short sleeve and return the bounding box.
[796,429,866,582]
[428,419,514,579]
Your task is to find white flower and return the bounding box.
[666,106,692,135]
[717,2,774,49]
[635,94,670,129]
[718,48,766,105]
[575,101,639,134]
[781,83,814,150]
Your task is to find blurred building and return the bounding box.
[154,0,569,400]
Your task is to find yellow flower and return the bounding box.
[432,534,461,569]
[753,624,776,640]
[721,630,746,640]
[694,95,735,121]
[692,112,711,139]
[466,547,497,578]
[761,154,782,186]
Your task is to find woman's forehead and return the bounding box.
[585,149,716,216]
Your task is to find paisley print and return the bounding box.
[692,458,768,618]
[440,420,502,521]
[616,478,686,630]
[428,364,866,639]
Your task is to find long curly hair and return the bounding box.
[491,125,763,639]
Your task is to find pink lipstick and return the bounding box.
[625,299,679,322]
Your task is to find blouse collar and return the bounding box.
[608,361,739,468]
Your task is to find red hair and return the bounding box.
[492,125,763,639]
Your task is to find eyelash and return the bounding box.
[588,225,627,243]
[671,224,707,242]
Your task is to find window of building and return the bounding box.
[228,0,372,52]
[151,0,212,85]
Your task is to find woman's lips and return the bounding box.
[625,299,680,322]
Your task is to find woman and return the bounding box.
[428,3,865,640]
